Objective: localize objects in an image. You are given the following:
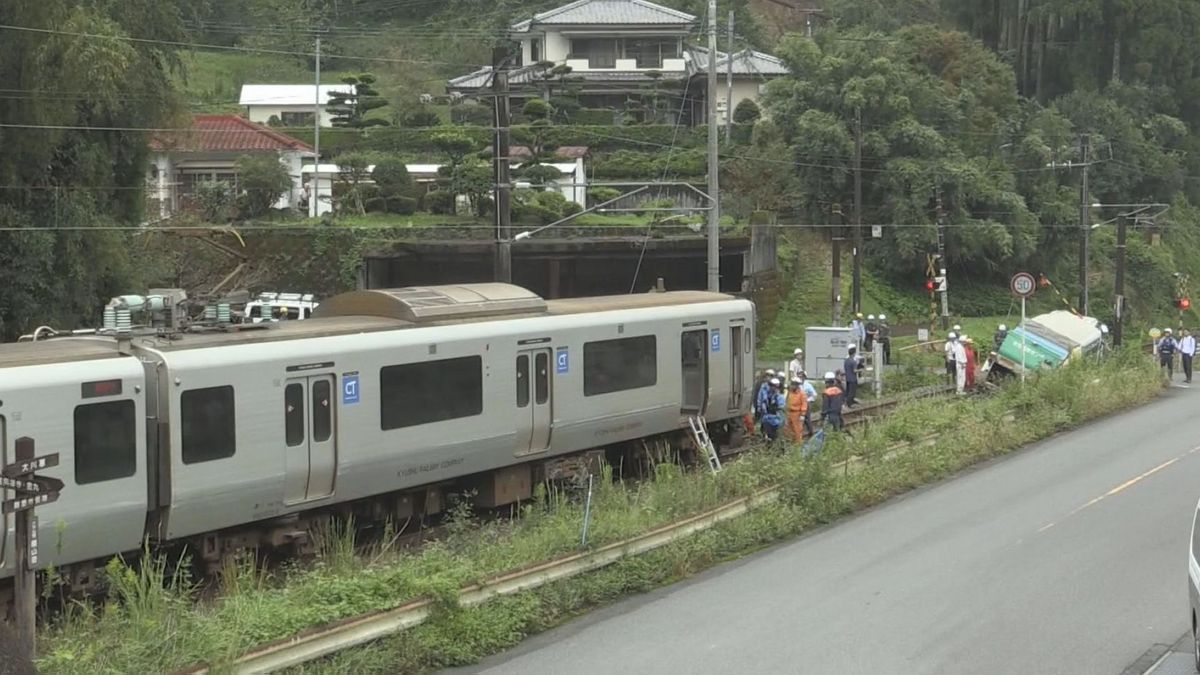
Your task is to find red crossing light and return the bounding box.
[1179,297,1192,310]
[925,280,935,292]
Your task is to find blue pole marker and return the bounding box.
[710,328,721,352]
[556,347,569,374]
[342,373,360,405]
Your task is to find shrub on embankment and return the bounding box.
[36,351,1162,674]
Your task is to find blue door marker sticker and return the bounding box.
[342,373,360,405]
[556,347,569,374]
[710,329,721,352]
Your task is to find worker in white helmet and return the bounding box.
[753,368,776,421]
[787,347,804,382]
[821,371,846,431]
[760,377,786,441]
[865,315,878,350]
[877,314,892,364]
[944,331,958,386]
[993,324,1008,351]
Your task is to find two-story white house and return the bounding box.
[447,0,788,124]
[239,84,354,127]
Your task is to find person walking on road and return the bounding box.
[821,372,845,431]
[785,378,809,441]
[944,331,959,386]
[759,378,786,441]
[951,334,968,394]
[787,348,804,382]
[844,345,861,408]
[1180,329,1196,383]
[1159,328,1178,380]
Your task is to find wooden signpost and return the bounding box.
[4,437,61,661]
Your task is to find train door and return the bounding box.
[729,325,745,412]
[0,414,6,566]
[283,375,337,504]
[515,348,553,456]
[681,329,709,414]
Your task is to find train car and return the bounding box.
[0,283,754,587]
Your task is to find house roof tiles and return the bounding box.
[149,115,315,153]
[511,0,695,31]
[688,47,790,76]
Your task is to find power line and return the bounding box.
[0,24,489,68]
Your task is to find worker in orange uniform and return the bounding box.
[785,377,809,441]
[961,333,977,390]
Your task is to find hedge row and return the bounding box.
[279,124,707,158]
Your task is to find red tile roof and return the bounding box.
[149,115,314,153]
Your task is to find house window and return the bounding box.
[281,111,316,126]
[531,39,542,63]
[626,39,679,69]
[583,336,657,396]
[570,38,618,68]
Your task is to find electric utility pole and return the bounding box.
[1078,134,1090,314]
[724,10,734,144]
[832,206,845,326]
[852,108,863,314]
[492,45,513,283]
[1047,134,1093,314]
[706,0,720,292]
[935,185,949,330]
[311,36,321,218]
[1114,212,1126,346]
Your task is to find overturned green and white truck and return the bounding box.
[981,310,1106,379]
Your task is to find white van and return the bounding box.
[243,292,318,323]
[1189,498,1200,670]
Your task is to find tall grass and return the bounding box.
[36,351,1162,674]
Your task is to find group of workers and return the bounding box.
[752,345,862,442]
[849,313,893,365]
[1153,327,1197,383]
[943,324,1009,395]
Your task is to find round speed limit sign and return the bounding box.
[1010,272,1036,298]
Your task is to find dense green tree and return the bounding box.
[328,74,391,129]
[0,0,186,338]
[235,155,293,219]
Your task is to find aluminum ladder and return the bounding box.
[687,415,722,472]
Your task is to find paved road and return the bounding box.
[452,383,1200,675]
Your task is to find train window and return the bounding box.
[312,380,332,442]
[583,336,657,396]
[181,386,236,464]
[285,383,305,446]
[516,355,530,408]
[535,352,549,404]
[380,356,482,430]
[74,400,136,484]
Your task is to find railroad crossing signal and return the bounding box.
[1177,297,1192,310]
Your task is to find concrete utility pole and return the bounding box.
[706,0,721,292]
[852,108,863,314]
[492,46,513,283]
[724,10,734,144]
[311,36,321,218]
[935,185,949,330]
[832,207,845,325]
[1078,134,1090,314]
[1114,213,1126,347]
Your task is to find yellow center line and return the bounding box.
[1037,445,1200,533]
